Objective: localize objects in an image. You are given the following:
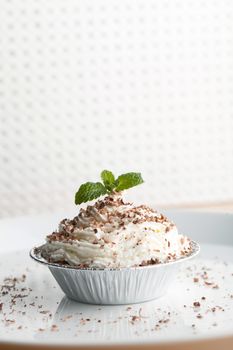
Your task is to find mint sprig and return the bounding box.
[75,170,144,205]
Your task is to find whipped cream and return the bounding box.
[40,194,192,268]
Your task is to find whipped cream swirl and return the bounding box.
[40,194,192,268]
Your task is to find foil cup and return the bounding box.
[30,241,199,305]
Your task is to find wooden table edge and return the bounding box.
[1,335,233,350]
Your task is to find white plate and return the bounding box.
[1,210,233,348]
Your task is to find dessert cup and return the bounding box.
[30,241,199,305]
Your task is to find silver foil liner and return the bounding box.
[30,241,200,305]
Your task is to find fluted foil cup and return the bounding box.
[30,241,199,305]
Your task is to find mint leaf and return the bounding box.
[75,182,108,205]
[101,170,116,191]
[115,172,144,192]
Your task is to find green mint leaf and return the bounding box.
[115,172,144,192]
[75,182,108,205]
[100,170,116,191]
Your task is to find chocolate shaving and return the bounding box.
[193,301,201,308]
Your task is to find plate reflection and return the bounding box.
[34,295,188,345]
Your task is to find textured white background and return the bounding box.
[0,0,233,217]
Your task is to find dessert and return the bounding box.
[31,170,199,304]
[38,170,192,269]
